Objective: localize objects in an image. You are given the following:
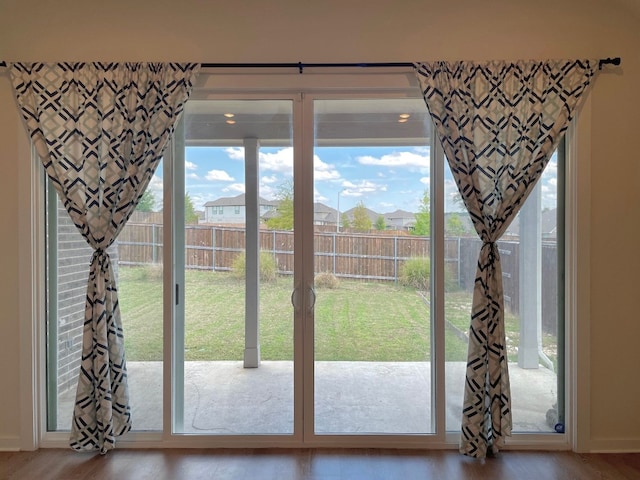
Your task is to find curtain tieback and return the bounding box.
[91,248,111,271]
[481,241,499,265]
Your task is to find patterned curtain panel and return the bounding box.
[10,62,199,453]
[414,60,596,458]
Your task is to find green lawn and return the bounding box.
[118,266,543,364]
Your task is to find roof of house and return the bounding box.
[506,208,557,237]
[313,202,338,223]
[203,193,278,207]
[314,202,335,214]
[384,209,415,220]
[343,206,381,223]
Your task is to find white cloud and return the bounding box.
[314,155,341,181]
[541,182,558,210]
[261,175,279,184]
[342,179,376,189]
[145,174,163,210]
[419,176,430,186]
[225,147,245,161]
[544,162,558,175]
[187,173,199,180]
[260,184,277,199]
[185,161,198,171]
[205,169,234,182]
[445,179,464,212]
[341,179,386,197]
[225,146,338,181]
[540,159,558,209]
[357,150,429,169]
[148,173,163,191]
[314,188,328,203]
[226,146,297,175]
[260,147,294,174]
[189,193,210,210]
[223,183,245,194]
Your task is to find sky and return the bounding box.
[147,146,559,215]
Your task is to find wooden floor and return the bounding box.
[1,448,639,479]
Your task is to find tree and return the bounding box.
[446,213,466,236]
[352,201,372,232]
[185,192,199,224]
[266,180,294,230]
[450,189,466,211]
[412,190,430,236]
[136,189,155,212]
[375,215,386,231]
[340,213,351,231]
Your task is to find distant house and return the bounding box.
[255,201,340,227]
[506,208,557,240]
[203,194,278,224]
[384,209,415,231]
[313,202,338,226]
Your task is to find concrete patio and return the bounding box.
[57,361,558,436]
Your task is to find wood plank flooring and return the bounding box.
[1,448,640,480]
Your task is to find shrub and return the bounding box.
[232,251,277,282]
[399,257,430,291]
[315,272,339,289]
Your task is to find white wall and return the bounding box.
[0,0,638,451]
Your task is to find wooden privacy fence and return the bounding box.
[117,223,558,333]
[118,224,459,283]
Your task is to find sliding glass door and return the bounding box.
[311,98,435,435]
[175,99,296,435]
[169,93,439,439]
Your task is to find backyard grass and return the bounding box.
[117,266,550,364]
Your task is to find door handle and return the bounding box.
[291,286,316,313]
[291,286,301,312]
[307,286,316,313]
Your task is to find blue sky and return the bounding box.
[148,146,558,215]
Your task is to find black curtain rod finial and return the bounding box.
[598,57,621,70]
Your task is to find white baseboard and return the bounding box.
[588,438,640,453]
[0,435,21,451]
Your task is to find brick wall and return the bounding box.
[54,200,118,394]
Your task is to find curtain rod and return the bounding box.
[200,58,621,72]
[0,57,621,72]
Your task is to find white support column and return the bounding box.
[244,137,260,368]
[518,182,542,369]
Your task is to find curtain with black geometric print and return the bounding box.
[10,62,199,453]
[414,60,596,458]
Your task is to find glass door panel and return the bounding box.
[444,149,563,433]
[47,177,164,432]
[175,99,295,434]
[312,98,435,434]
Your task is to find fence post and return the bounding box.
[273,230,277,267]
[152,224,157,264]
[333,232,337,275]
[457,236,461,288]
[394,236,398,284]
[212,227,216,271]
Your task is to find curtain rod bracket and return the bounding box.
[298,62,304,74]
